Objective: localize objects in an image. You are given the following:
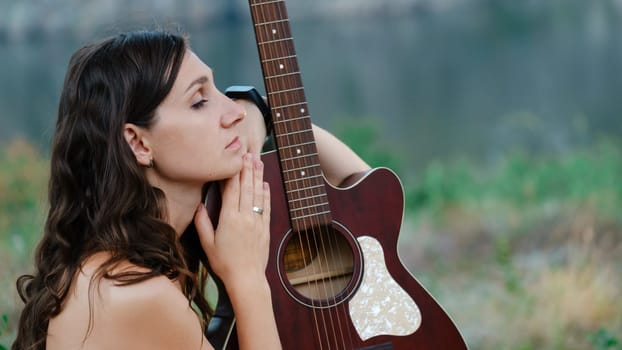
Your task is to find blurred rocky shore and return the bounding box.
[0,0,453,42]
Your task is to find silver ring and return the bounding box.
[252,206,264,215]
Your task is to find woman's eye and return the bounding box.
[191,99,208,110]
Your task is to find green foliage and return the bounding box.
[406,159,478,213]
[491,141,622,208]
[590,329,621,350]
[335,118,621,218]
[0,139,48,256]
[0,140,48,348]
[0,313,8,350]
[494,235,523,295]
[405,140,622,217]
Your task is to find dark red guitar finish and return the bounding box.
[204,0,468,348]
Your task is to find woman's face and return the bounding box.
[144,50,249,186]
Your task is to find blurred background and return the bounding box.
[0,0,621,348]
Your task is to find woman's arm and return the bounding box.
[312,123,371,186]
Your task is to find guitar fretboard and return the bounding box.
[249,0,332,232]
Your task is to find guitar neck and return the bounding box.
[249,0,331,232]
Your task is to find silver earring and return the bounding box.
[147,158,154,168]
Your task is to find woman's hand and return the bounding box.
[193,152,281,349]
[193,152,271,285]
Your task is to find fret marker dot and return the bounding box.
[279,64,284,70]
[301,171,306,176]
[300,108,305,114]
[272,29,277,35]
[276,112,281,118]
[296,149,301,154]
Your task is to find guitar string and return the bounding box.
[266,6,334,346]
[255,2,352,348]
[278,1,353,348]
[265,4,335,348]
[268,1,342,348]
[273,7,340,350]
[271,1,348,348]
[253,1,326,348]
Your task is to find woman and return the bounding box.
[12,30,370,349]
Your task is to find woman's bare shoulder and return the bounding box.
[102,274,210,349]
[77,252,184,304]
[47,253,212,350]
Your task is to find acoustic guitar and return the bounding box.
[202,0,469,348]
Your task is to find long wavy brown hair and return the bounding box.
[12,30,212,350]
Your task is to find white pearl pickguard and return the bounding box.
[348,236,421,341]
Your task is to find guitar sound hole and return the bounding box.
[282,233,318,271]
[282,225,355,301]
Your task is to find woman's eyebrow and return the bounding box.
[185,76,209,93]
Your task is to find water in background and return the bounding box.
[0,1,620,176]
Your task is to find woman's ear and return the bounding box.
[123,123,153,167]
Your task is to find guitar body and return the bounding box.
[259,151,466,349]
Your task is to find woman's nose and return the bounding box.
[221,94,246,127]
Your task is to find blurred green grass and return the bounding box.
[1,127,622,349]
[0,139,48,348]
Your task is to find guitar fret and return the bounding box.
[288,193,327,203]
[273,116,309,124]
[265,71,300,80]
[281,152,318,162]
[286,184,324,193]
[279,141,316,149]
[290,202,330,213]
[259,37,293,45]
[272,101,306,109]
[275,129,312,138]
[254,18,289,27]
[284,174,322,184]
[261,54,297,63]
[250,0,284,6]
[268,87,304,95]
[282,164,320,173]
[291,210,331,221]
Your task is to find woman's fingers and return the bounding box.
[221,173,240,213]
[253,156,264,217]
[194,203,215,251]
[220,153,265,216]
[262,181,271,232]
[239,153,254,212]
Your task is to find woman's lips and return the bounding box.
[226,136,241,150]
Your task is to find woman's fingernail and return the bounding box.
[197,202,204,213]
